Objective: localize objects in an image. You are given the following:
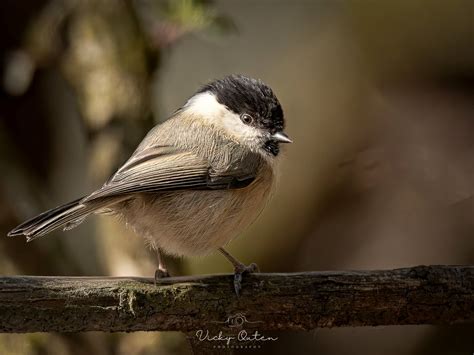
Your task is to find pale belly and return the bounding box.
[117,173,273,256]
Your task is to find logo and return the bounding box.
[195,313,278,350]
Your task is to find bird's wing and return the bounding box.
[82,145,256,202]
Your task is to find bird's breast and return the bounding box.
[120,164,274,257]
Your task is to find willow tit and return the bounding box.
[8,74,291,294]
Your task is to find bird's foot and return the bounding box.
[233,262,259,296]
[154,268,170,285]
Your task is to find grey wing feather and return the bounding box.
[8,145,257,241]
[82,145,256,203]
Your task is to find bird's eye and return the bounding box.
[241,113,253,125]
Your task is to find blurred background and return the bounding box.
[1,0,473,354]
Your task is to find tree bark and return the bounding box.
[0,265,472,333]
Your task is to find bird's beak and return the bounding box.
[272,131,293,143]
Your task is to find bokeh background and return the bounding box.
[1,0,473,354]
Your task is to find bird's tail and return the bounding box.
[7,197,113,242]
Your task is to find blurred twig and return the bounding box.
[0,265,472,332]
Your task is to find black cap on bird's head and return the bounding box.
[197,74,291,156]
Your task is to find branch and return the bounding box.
[0,265,472,333]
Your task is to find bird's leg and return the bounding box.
[218,247,259,296]
[154,247,170,284]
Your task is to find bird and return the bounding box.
[8,74,291,295]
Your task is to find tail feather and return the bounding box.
[7,197,111,242]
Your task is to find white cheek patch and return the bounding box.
[185,92,261,145]
[184,92,224,118]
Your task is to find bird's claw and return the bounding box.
[233,262,259,296]
[154,268,170,285]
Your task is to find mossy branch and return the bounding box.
[0,265,473,333]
